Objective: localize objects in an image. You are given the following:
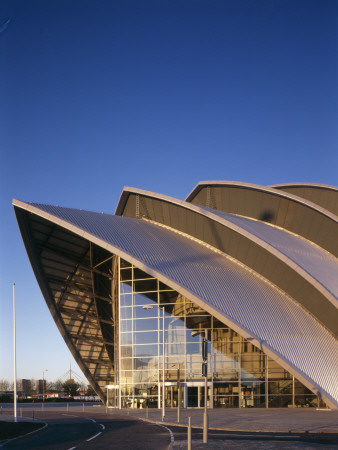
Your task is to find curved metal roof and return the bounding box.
[270,183,338,217]
[13,199,338,408]
[116,188,338,336]
[199,206,338,302]
[185,181,338,258]
[186,181,338,221]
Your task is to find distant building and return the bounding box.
[14,182,338,409]
[37,379,46,395]
[19,379,32,395]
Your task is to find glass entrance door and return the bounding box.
[188,387,198,407]
[106,385,119,408]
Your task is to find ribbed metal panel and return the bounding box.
[16,202,338,407]
[199,206,338,301]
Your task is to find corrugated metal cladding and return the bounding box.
[15,201,338,408]
[117,191,338,338]
[199,206,338,300]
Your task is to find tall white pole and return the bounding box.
[203,329,208,443]
[162,306,165,418]
[13,283,17,422]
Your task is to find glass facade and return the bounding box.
[113,259,323,409]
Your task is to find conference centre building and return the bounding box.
[13,182,338,410]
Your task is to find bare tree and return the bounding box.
[54,378,64,393]
[30,379,37,394]
[47,381,56,392]
[0,379,10,392]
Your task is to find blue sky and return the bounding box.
[1,0,337,384]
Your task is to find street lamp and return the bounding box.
[161,305,165,419]
[42,369,48,402]
[13,283,17,422]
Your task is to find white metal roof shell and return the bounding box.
[13,199,338,409]
[199,206,338,301]
[117,187,338,306]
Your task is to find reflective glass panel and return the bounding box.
[120,320,133,332]
[133,331,159,344]
[120,294,132,307]
[120,307,133,320]
[134,318,158,332]
[120,283,133,295]
[118,259,321,409]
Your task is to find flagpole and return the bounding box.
[13,283,17,422]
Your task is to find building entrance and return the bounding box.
[184,382,211,408]
[187,387,198,407]
[106,385,119,408]
[164,385,179,407]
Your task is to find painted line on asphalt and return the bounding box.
[100,424,105,430]
[87,432,102,442]
[158,424,174,446]
[67,447,76,450]
[86,418,96,423]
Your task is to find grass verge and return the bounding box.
[0,421,44,440]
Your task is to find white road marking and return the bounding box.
[86,418,96,423]
[157,424,174,446]
[87,432,102,441]
[67,447,76,450]
[100,423,105,430]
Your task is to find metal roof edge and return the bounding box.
[270,182,338,191]
[185,181,338,223]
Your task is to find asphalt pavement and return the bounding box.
[1,403,338,449]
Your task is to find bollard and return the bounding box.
[146,407,148,419]
[82,402,84,412]
[203,409,208,443]
[67,402,69,412]
[187,416,191,450]
[177,386,180,423]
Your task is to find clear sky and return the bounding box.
[1,0,337,384]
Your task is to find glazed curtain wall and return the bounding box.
[118,259,322,409]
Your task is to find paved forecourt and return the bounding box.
[114,406,338,434]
